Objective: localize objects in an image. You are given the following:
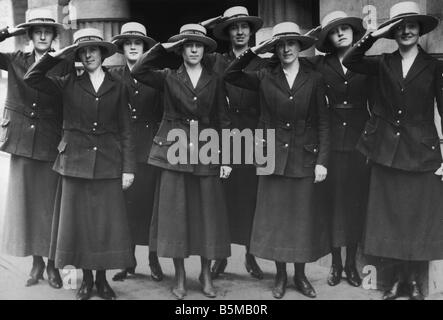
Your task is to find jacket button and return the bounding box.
[193,97,197,101]
[159,142,163,146]
[132,108,137,113]
[93,147,98,151]
[92,128,96,132]
[398,110,403,115]
[432,146,436,150]
[396,120,401,125]
[344,81,348,85]
[286,123,291,127]
[32,103,37,108]
[93,122,98,127]
[30,112,35,117]
[343,122,347,126]
[135,91,139,95]
[396,132,401,136]
[30,125,35,129]
[132,115,137,120]
[344,101,348,105]
[284,144,289,148]
[146,124,149,128]
[95,97,99,101]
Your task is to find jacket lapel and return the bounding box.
[326,55,346,80]
[177,64,196,94]
[272,65,292,95]
[123,65,138,90]
[290,64,310,94]
[404,49,430,85]
[195,67,213,93]
[77,72,97,97]
[389,51,405,87]
[97,71,116,97]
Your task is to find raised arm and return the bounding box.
[0,26,26,70]
[223,49,262,91]
[24,54,67,95]
[435,60,443,135]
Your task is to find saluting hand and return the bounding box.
[199,16,227,29]
[162,39,188,53]
[49,43,78,60]
[305,25,322,38]
[220,166,232,179]
[314,165,328,183]
[251,37,281,55]
[371,19,403,39]
[122,173,135,190]
[7,27,26,37]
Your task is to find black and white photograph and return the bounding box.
[0,0,443,306]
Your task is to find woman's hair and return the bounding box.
[27,26,58,40]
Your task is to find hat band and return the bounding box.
[274,32,302,37]
[391,12,420,19]
[75,36,104,44]
[180,30,206,36]
[323,16,348,28]
[122,31,146,37]
[226,13,249,19]
[28,17,56,23]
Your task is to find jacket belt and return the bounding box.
[331,103,367,110]
[229,107,259,116]
[5,100,59,119]
[374,113,434,127]
[163,113,210,126]
[63,121,119,135]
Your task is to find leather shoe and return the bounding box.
[327,265,342,286]
[409,281,424,300]
[294,276,317,298]
[47,267,63,289]
[211,259,227,279]
[95,280,116,300]
[272,275,287,299]
[112,270,128,282]
[26,262,45,287]
[76,280,94,300]
[382,281,403,300]
[344,265,362,287]
[149,260,164,282]
[245,254,264,280]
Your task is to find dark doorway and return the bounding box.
[128,0,258,54]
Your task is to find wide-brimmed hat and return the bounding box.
[168,24,217,53]
[378,1,439,39]
[111,22,157,53]
[316,11,365,53]
[213,6,263,40]
[73,28,117,61]
[16,8,64,31]
[265,22,316,52]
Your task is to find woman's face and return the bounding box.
[228,21,251,48]
[31,26,55,53]
[182,41,204,66]
[123,38,144,63]
[328,24,354,49]
[78,46,103,72]
[394,20,420,47]
[276,39,301,66]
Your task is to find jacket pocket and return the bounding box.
[303,144,319,167]
[150,135,176,163]
[421,137,440,151]
[357,119,378,155]
[0,118,10,142]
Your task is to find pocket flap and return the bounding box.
[57,140,67,153]
[153,136,175,146]
[304,144,319,154]
[363,121,377,135]
[421,137,440,150]
[1,119,10,127]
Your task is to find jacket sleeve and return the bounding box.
[0,27,14,70]
[435,60,443,135]
[24,53,68,95]
[315,75,330,167]
[342,32,380,76]
[224,49,262,91]
[131,43,169,91]
[118,83,136,174]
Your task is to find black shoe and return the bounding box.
[149,257,164,282]
[294,276,317,298]
[408,281,424,300]
[26,262,45,287]
[344,265,362,287]
[76,280,94,300]
[272,275,287,299]
[47,267,63,289]
[95,280,116,300]
[211,259,227,279]
[112,269,128,282]
[327,265,343,286]
[382,281,403,300]
[245,254,264,280]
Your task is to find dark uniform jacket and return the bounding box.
[224,49,330,178]
[24,54,136,179]
[109,65,162,163]
[0,27,74,161]
[131,43,231,176]
[343,33,443,172]
[302,54,371,152]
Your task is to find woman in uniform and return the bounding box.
[131,24,232,300]
[110,22,164,283]
[24,28,136,300]
[224,22,330,299]
[0,8,73,289]
[304,11,370,288]
[343,1,443,300]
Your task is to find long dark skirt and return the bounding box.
[50,176,135,270]
[363,163,443,261]
[223,165,258,246]
[1,155,58,257]
[124,163,159,246]
[250,175,330,263]
[149,170,231,260]
[325,150,370,247]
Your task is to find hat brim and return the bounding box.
[167,34,217,53]
[111,34,157,53]
[74,41,118,62]
[16,21,64,31]
[265,35,316,53]
[378,14,439,39]
[213,16,264,40]
[315,17,365,53]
